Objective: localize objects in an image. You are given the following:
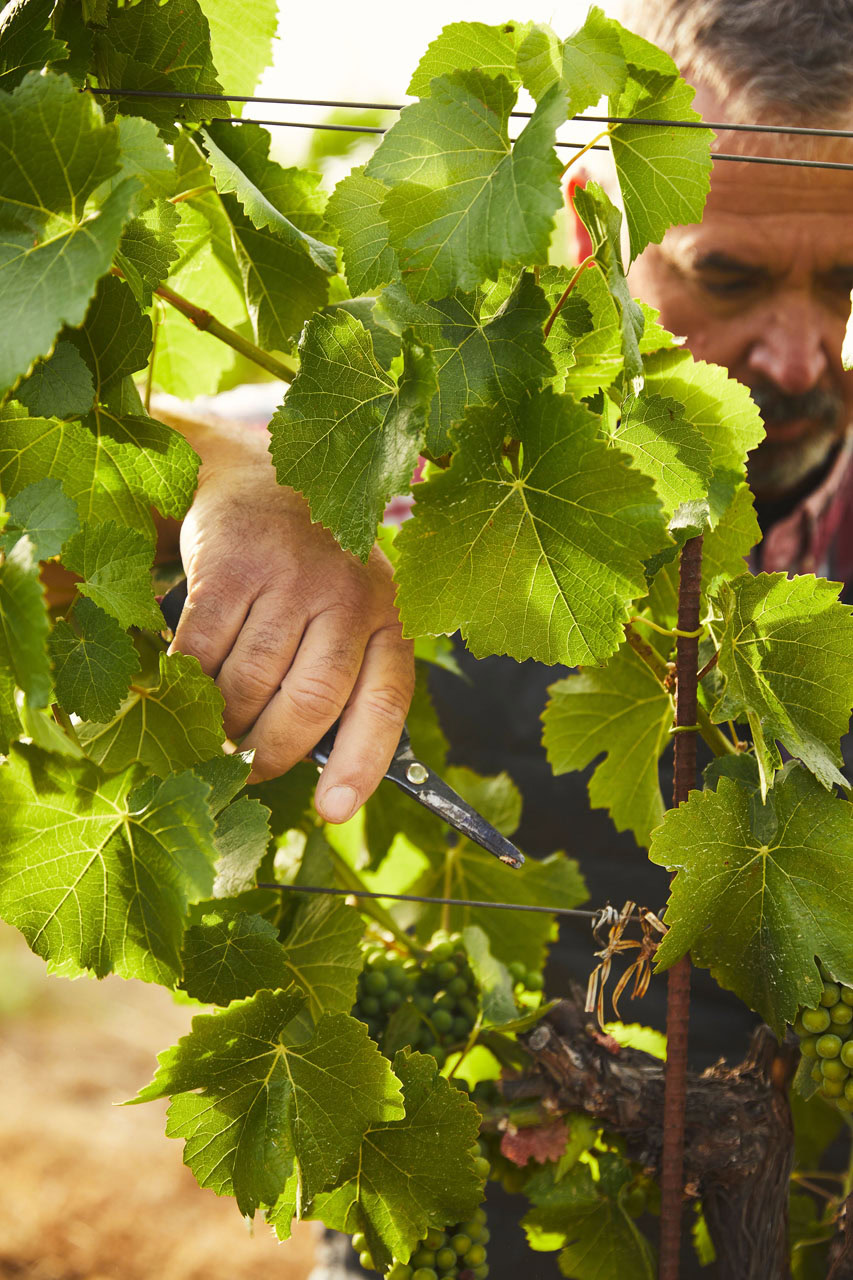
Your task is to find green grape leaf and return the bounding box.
[408,20,530,96]
[543,641,673,847]
[77,651,225,775]
[106,116,176,204]
[61,519,161,630]
[0,401,200,536]
[462,924,518,1025]
[0,534,51,705]
[0,0,68,91]
[613,393,712,518]
[211,794,271,898]
[49,596,140,723]
[93,0,222,123]
[650,767,853,1034]
[1,476,79,560]
[709,572,853,796]
[181,910,291,1005]
[518,9,627,114]
[523,1156,656,1279]
[326,167,399,296]
[65,275,152,393]
[14,339,95,419]
[572,182,644,383]
[610,67,713,262]
[201,122,336,272]
[269,310,434,560]
[192,752,251,815]
[367,72,566,301]
[201,0,278,105]
[395,391,667,666]
[223,192,332,350]
[414,845,587,972]
[0,663,20,753]
[116,199,180,304]
[289,1050,483,1268]
[643,348,765,506]
[278,890,364,1021]
[133,989,405,1216]
[0,73,137,389]
[0,745,219,983]
[330,297,402,371]
[375,272,555,457]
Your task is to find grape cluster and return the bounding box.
[507,960,544,997]
[353,1207,490,1280]
[353,936,480,1064]
[794,970,853,1110]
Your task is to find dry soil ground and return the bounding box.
[0,924,316,1280]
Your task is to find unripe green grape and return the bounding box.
[424,1229,446,1250]
[361,996,381,1017]
[451,1235,471,1256]
[382,987,403,1010]
[452,1016,471,1040]
[387,1265,412,1280]
[414,992,434,1013]
[458,996,478,1020]
[431,941,454,962]
[387,963,407,988]
[812,1064,824,1083]
[370,951,390,970]
[480,1230,490,1245]
[364,970,389,995]
[461,1221,483,1241]
[793,1014,809,1037]
[845,1077,853,1103]
[820,1079,845,1098]
[411,1269,438,1280]
[432,1009,453,1033]
[473,1267,489,1280]
[830,1003,853,1026]
[820,982,841,1006]
[473,1156,491,1180]
[801,1007,832,1033]
[352,1233,367,1252]
[359,1252,375,1271]
[800,1036,819,1058]
[411,1249,436,1268]
[436,961,458,983]
[508,961,526,983]
[435,1248,457,1271]
[465,1244,486,1267]
[474,1208,487,1225]
[836,1097,853,1113]
[431,1045,446,1067]
[816,1033,843,1058]
[448,976,469,997]
[821,1057,849,1081]
[841,986,853,1006]
[841,1041,853,1068]
[525,972,545,992]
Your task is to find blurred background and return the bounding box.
[2,2,597,1276]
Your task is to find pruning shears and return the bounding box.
[159,578,525,869]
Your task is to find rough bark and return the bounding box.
[515,995,800,1279]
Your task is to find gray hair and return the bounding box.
[614,0,853,123]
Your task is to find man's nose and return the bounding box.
[745,296,830,394]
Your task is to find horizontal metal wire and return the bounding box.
[256,881,630,921]
[87,87,853,138]
[200,115,853,170]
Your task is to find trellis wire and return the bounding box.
[256,881,645,922]
[87,88,853,171]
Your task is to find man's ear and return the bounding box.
[566,170,593,264]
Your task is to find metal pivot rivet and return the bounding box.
[406,762,428,785]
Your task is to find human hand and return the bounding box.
[168,419,414,822]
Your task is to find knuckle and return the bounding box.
[287,671,347,724]
[360,684,411,727]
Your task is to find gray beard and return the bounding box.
[746,383,847,501]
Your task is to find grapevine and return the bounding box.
[0,1,852,1277]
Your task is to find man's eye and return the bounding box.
[697,274,760,297]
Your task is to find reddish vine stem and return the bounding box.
[659,533,704,1280]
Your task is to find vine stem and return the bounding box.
[659,534,703,1280]
[543,255,594,338]
[559,126,612,177]
[110,268,298,384]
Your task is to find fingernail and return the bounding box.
[320,785,358,823]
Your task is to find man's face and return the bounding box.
[626,87,853,501]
